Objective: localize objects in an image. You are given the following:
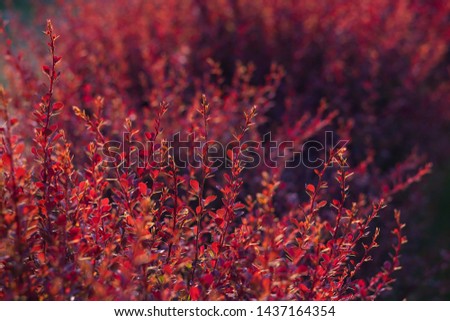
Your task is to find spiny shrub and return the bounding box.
[0,21,423,300]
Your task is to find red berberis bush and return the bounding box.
[0,20,430,301]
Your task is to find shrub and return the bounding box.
[0,20,422,300]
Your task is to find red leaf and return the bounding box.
[53,101,64,111]
[215,217,224,226]
[42,65,51,76]
[68,227,81,243]
[15,167,26,179]
[1,153,11,167]
[55,214,67,226]
[204,195,216,206]
[317,200,327,208]
[201,274,214,286]
[163,265,173,275]
[262,278,271,293]
[216,208,226,218]
[233,202,245,210]
[189,286,201,301]
[35,182,45,190]
[226,149,234,160]
[138,182,147,195]
[306,184,315,195]
[299,284,309,293]
[190,179,200,193]
[145,132,155,141]
[211,242,220,255]
[78,180,86,190]
[14,143,25,155]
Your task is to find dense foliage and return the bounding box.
[0,0,448,300]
